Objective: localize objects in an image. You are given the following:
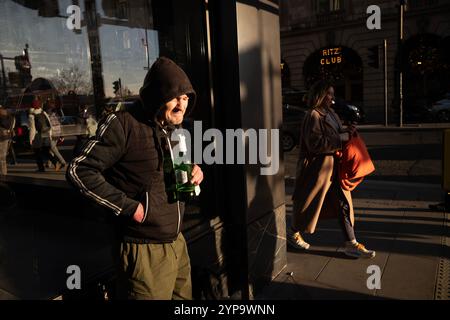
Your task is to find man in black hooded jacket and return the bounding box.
[66,57,203,300]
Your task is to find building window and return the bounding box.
[316,0,342,13]
[116,0,129,19]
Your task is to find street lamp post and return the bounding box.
[398,0,406,127]
[384,39,388,127]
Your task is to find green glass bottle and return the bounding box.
[174,134,200,202]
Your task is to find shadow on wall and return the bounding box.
[237,39,286,297]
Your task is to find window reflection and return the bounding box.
[0,0,210,222]
[0,0,92,99]
[96,0,159,98]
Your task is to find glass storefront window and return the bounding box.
[0,0,93,100]
[95,0,159,98]
[0,0,211,224]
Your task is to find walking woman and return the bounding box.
[45,99,66,171]
[29,96,57,172]
[288,80,375,258]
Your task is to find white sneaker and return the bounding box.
[344,242,376,259]
[287,229,310,250]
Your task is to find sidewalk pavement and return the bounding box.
[3,163,449,300]
[257,179,449,300]
[0,162,68,188]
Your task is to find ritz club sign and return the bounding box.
[320,47,343,65]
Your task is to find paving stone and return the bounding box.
[376,254,439,299]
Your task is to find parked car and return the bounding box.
[403,97,434,123]
[281,104,306,152]
[105,96,140,113]
[10,108,90,155]
[332,98,365,124]
[281,88,306,152]
[428,93,450,122]
[282,87,308,107]
[281,87,365,151]
[60,115,79,125]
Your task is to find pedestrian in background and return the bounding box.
[29,96,57,172]
[45,99,66,171]
[72,104,98,157]
[66,57,203,299]
[288,80,376,258]
[0,105,15,175]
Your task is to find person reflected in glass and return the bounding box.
[0,104,15,175]
[29,96,57,172]
[45,98,66,171]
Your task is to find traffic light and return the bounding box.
[113,78,121,95]
[368,45,380,69]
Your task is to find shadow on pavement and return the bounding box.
[286,213,447,259]
[256,280,392,300]
[287,247,358,260]
[356,212,449,224]
[365,176,441,185]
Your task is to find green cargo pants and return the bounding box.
[115,233,192,300]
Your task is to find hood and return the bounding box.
[139,57,196,121]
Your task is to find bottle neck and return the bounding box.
[175,151,191,165]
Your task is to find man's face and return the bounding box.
[162,94,189,125]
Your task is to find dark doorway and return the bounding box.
[303,46,363,106]
[402,33,450,122]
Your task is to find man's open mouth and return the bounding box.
[172,107,183,114]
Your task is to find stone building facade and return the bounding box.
[280,0,450,123]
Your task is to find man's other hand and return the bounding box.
[132,203,145,223]
[191,164,204,186]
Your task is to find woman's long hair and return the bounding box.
[307,80,333,109]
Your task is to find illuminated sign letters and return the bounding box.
[320,47,343,65]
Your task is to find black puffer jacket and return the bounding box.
[66,57,196,243]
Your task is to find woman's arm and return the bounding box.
[303,111,342,154]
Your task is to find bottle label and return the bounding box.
[194,185,201,196]
[175,169,188,185]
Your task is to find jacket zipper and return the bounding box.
[163,129,181,235]
[141,191,149,223]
